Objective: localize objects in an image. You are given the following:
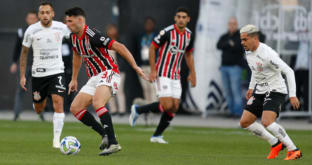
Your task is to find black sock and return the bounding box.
[153,112,174,136]
[137,102,161,114]
[96,107,118,145]
[74,110,105,137]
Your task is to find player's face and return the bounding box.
[65,16,82,34]
[26,13,38,26]
[174,12,190,29]
[240,33,256,51]
[38,5,54,27]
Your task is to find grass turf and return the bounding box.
[0,120,311,165]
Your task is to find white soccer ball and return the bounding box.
[60,136,81,155]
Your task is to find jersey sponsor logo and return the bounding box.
[100,36,105,41]
[81,54,95,58]
[33,91,41,101]
[170,46,185,54]
[36,68,46,72]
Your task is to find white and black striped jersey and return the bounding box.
[246,43,296,97]
[152,24,194,80]
[70,25,119,78]
[22,21,70,77]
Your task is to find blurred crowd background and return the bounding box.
[0,0,311,120]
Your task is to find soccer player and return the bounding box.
[129,7,196,144]
[20,2,69,148]
[65,7,148,156]
[239,24,302,160]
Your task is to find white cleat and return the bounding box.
[53,139,60,148]
[129,104,139,127]
[98,144,122,156]
[150,136,168,144]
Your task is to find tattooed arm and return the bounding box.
[19,45,30,91]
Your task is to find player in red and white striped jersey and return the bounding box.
[129,7,196,144]
[65,7,148,156]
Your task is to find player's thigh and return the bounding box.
[51,94,64,113]
[93,85,112,109]
[159,97,174,111]
[33,98,48,113]
[70,92,92,114]
[261,92,285,127]
[172,98,180,113]
[240,110,257,128]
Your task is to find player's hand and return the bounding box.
[290,97,300,110]
[187,72,196,87]
[20,76,27,91]
[246,89,253,100]
[149,69,157,83]
[135,66,149,81]
[10,63,17,74]
[68,80,78,95]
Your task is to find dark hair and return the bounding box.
[65,7,86,17]
[176,7,189,16]
[144,16,155,24]
[40,1,53,9]
[27,10,37,15]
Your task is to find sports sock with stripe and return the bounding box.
[96,106,118,145]
[74,109,106,137]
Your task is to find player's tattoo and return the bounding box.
[19,46,29,78]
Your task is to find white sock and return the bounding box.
[53,112,65,142]
[266,122,297,151]
[245,122,278,145]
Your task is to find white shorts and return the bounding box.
[154,77,182,99]
[80,70,120,96]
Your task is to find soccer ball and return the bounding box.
[60,136,81,155]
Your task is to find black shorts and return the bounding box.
[32,73,66,103]
[244,92,286,118]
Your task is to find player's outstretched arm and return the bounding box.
[111,41,149,81]
[185,51,196,87]
[68,51,82,95]
[19,46,29,91]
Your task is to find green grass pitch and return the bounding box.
[0,120,311,165]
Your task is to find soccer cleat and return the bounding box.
[129,104,139,127]
[267,141,285,159]
[53,139,61,148]
[284,149,302,160]
[150,136,168,144]
[98,144,122,156]
[38,113,45,122]
[99,135,109,150]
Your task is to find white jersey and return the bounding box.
[246,43,296,97]
[22,21,70,77]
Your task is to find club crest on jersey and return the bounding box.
[256,62,263,72]
[33,91,41,101]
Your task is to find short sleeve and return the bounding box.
[89,28,115,49]
[186,34,194,53]
[152,29,169,49]
[22,27,33,48]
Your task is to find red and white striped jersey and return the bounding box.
[152,24,194,80]
[70,25,119,78]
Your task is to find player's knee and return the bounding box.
[161,102,173,111]
[261,119,273,128]
[70,103,80,114]
[240,119,250,128]
[92,99,105,110]
[53,99,63,112]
